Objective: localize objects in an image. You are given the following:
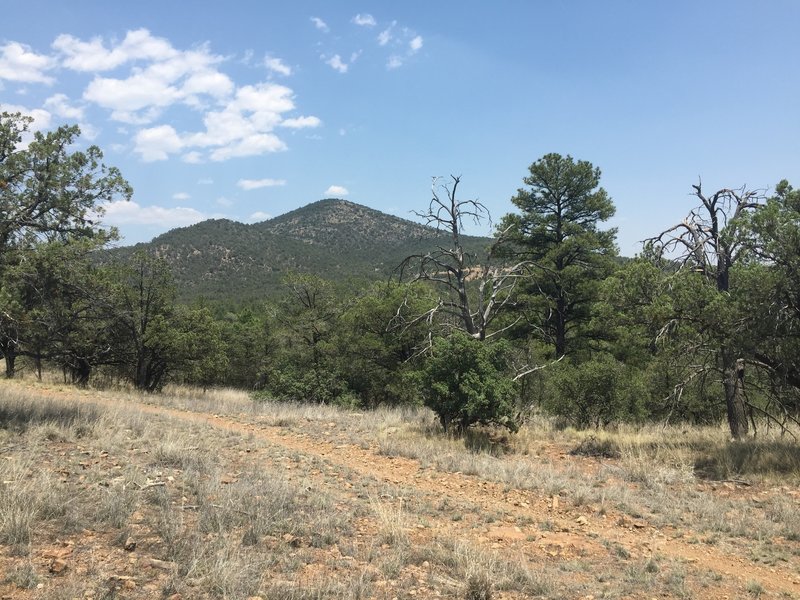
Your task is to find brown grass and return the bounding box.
[1,379,798,599]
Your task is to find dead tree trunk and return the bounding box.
[722,354,748,439]
[650,182,763,439]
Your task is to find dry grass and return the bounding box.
[1,378,798,599]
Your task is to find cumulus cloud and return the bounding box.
[352,13,376,27]
[43,93,84,120]
[280,115,321,129]
[377,23,396,46]
[134,124,184,161]
[0,42,55,84]
[18,29,318,163]
[172,192,190,201]
[182,151,203,164]
[237,178,287,191]
[310,17,329,32]
[264,55,292,76]
[249,211,272,222]
[80,37,230,123]
[325,185,349,196]
[209,133,286,161]
[216,196,233,208]
[99,199,205,227]
[385,32,423,69]
[127,81,314,162]
[53,29,179,72]
[325,54,348,74]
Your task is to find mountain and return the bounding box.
[112,199,493,303]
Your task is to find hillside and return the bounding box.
[113,199,493,303]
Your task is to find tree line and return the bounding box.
[2,110,799,440]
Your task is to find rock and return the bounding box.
[142,557,174,570]
[124,537,137,551]
[575,516,589,526]
[50,558,68,574]
[552,495,559,510]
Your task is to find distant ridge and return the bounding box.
[111,199,492,303]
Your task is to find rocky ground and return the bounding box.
[1,380,799,599]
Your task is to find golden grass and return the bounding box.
[1,378,798,599]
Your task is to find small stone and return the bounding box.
[124,537,137,551]
[551,496,559,510]
[575,516,589,526]
[50,558,68,574]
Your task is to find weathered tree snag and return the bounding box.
[649,182,763,439]
[396,175,532,344]
[722,352,749,439]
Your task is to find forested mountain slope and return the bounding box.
[112,199,492,302]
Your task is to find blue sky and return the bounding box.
[1,1,798,255]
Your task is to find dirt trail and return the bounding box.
[20,385,800,598]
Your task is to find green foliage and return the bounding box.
[544,354,648,428]
[218,308,270,388]
[499,153,618,357]
[0,110,131,379]
[256,273,348,404]
[417,333,519,432]
[110,199,491,303]
[0,111,131,258]
[334,282,434,407]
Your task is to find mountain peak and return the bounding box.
[112,199,491,302]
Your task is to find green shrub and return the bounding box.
[545,354,648,428]
[417,333,519,433]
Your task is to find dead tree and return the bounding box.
[395,175,533,345]
[649,181,764,439]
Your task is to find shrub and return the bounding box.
[417,333,519,433]
[545,354,648,428]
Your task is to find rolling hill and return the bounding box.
[111,199,493,303]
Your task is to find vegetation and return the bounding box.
[1,380,797,599]
[3,109,800,445]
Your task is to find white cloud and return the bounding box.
[378,23,396,46]
[387,55,403,70]
[53,29,177,72]
[99,199,205,227]
[70,30,229,124]
[310,17,329,32]
[182,151,203,163]
[249,211,272,221]
[216,196,234,208]
[325,54,348,74]
[48,30,316,163]
[264,55,292,76]
[133,124,184,161]
[409,36,423,52]
[172,192,190,201]
[0,42,55,84]
[352,14,376,27]
[325,185,349,197]
[237,178,287,191]
[209,133,286,161]
[280,115,321,129]
[43,93,84,120]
